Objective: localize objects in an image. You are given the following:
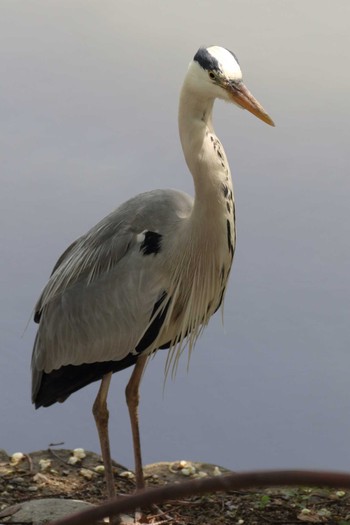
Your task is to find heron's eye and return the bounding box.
[209,72,216,80]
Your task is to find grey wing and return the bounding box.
[32,189,192,377]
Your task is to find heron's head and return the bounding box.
[187,46,274,126]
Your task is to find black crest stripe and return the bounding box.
[194,48,220,72]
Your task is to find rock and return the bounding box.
[0,498,95,524]
[144,460,232,484]
[0,449,9,462]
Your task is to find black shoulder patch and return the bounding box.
[34,310,41,323]
[194,48,220,72]
[139,231,162,255]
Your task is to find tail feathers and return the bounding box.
[34,354,139,408]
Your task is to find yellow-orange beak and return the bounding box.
[228,81,275,127]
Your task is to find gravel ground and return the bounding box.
[1,449,350,524]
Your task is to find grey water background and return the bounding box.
[1,0,349,472]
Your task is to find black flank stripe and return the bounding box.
[135,292,169,353]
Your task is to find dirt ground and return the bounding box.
[1,448,350,524]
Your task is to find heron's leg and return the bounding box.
[92,372,116,500]
[125,354,148,490]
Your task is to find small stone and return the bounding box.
[33,473,49,484]
[120,470,135,479]
[68,456,80,465]
[0,450,9,462]
[194,471,208,478]
[181,466,196,476]
[0,466,14,476]
[318,508,331,518]
[213,466,222,476]
[73,448,86,460]
[336,490,346,498]
[10,452,25,465]
[27,486,39,492]
[79,468,94,480]
[225,501,237,511]
[94,465,105,474]
[39,459,52,471]
[11,477,25,484]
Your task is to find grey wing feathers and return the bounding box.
[34,238,81,323]
[32,189,193,378]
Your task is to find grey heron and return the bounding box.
[31,45,274,499]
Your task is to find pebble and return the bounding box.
[11,477,25,484]
[39,459,51,471]
[10,452,25,465]
[79,468,94,480]
[120,471,135,479]
[68,456,80,465]
[72,448,86,460]
[336,490,346,498]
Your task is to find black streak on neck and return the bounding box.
[226,219,234,258]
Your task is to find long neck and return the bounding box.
[178,84,233,219]
[155,82,236,374]
[176,79,235,274]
